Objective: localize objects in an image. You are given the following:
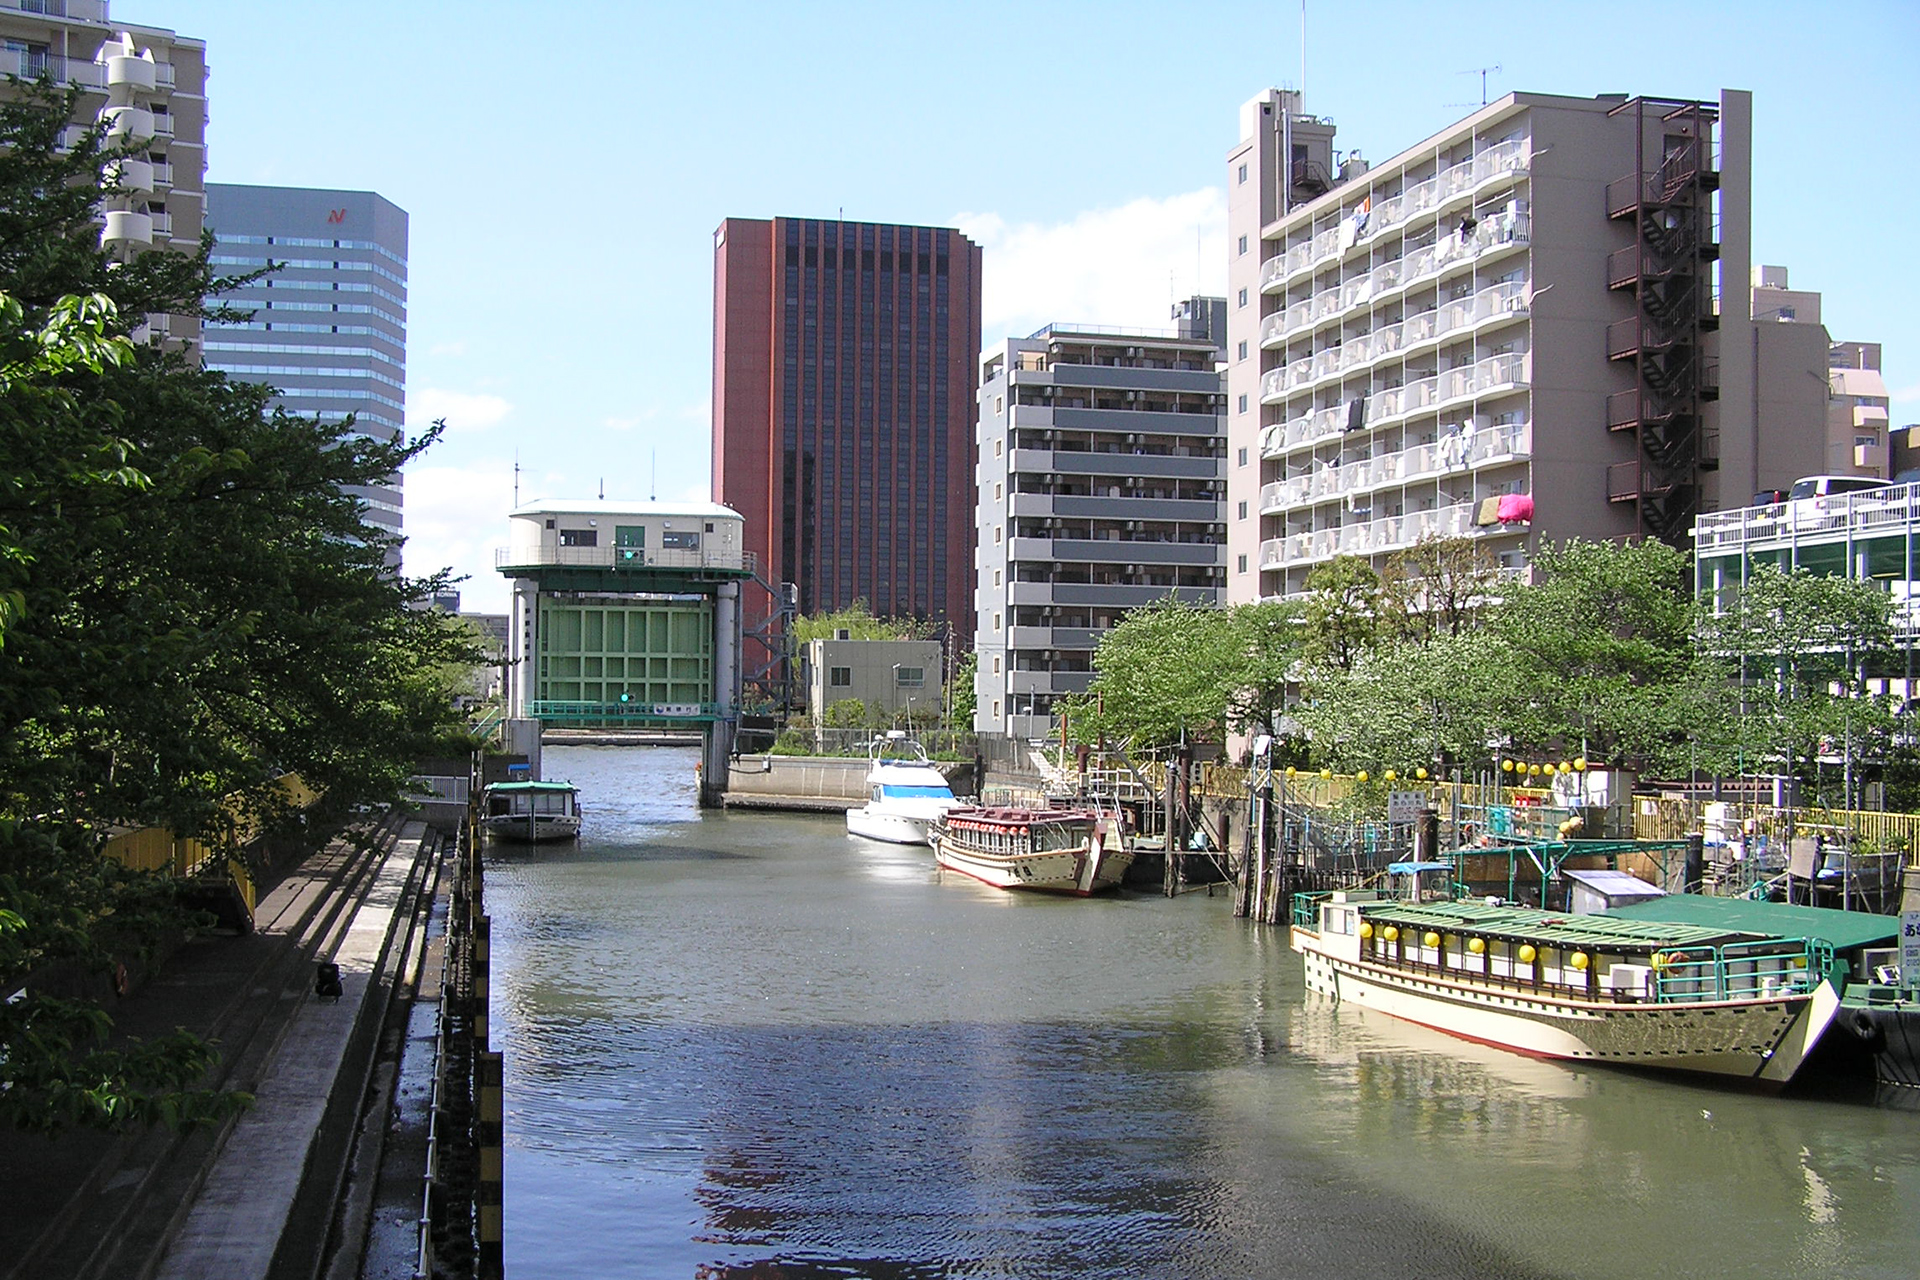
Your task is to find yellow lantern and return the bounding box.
[1570,951,1590,971]
[1320,768,1332,779]
[1517,944,1537,964]
[1500,759,1515,773]
[1286,766,1297,777]
[1382,925,1400,942]
[1558,761,1571,774]
[1359,921,1373,939]
[1467,937,1486,955]
[1527,763,1542,776]
[1356,770,1369,783]
[1384,769,1397,782]
[1416,767,1429,780]
[1422,931,1442,948]
[1574,757,1588,771]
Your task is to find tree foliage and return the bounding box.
[790,599,936,644]
[0,82,480,1132]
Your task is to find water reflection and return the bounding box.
[491,747,1920,1280]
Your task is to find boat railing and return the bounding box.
[1290,891,1334,928]
[1651,938,1831,1004]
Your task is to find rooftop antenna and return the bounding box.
[512,453,520,507]
[598,477,605,500]
[650,449,657,502]
[1299,1,1307,107]
[1451,65,1503,108]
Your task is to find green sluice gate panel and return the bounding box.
[536,599,714,717]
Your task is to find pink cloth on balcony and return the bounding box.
[1496,493,1534,523]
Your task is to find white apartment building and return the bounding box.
[1,1,206,347]
[974,305,1227,738]
[1225,88,1824,605]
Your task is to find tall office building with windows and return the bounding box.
[712,217,983,633]
[204,184,409,543]
[2,2,206,347]
[1224,87,1827,606]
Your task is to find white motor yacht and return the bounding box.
[846,732,963,845]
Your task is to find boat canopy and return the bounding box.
[1358,900,1770,951]
[485,780,577,794]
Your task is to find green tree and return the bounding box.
[1376,536,1500,644]
[1492,538,1696,770]
[947,650,977,728]
[1701,564,1895,801]
[1301,555,1380,672]
[0,81,480,1132]
[790,599,934,644]
[1295,630,1519,774]
[1062,600,1239,747]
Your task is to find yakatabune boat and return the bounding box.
[931,806,1132,896]
[1290,865,1843,1086]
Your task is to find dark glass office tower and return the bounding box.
[204,184,408,546]
[712,217,982,634]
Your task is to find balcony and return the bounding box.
[107,158,154,195]
[102,105,154,140]
[1260,420,1532,514]
[1260,351,1531,457]
[1262,500,1498,571]
[105,53,157,92]
[495,544,751,574]
[101,209,152,246]
[1606,460,1642,503]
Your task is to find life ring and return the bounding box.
[113,961,131,998]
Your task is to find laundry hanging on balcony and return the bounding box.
[1345,397,1367,432]
[1475,496,1502,526]
[1496,493,1534,524]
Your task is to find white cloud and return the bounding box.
[409,387,513,433]
[957,188,1229,343]
[401,459,518,613]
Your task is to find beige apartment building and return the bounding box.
[1225,87,1827,603]
[2,1,206,347]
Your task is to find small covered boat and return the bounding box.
[931,806,1132,895]
[480,779,582,843]
[1290,863,1843,1086]
[846,732,964,845]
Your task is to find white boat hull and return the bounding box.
[846,807,934,845]
[481,814,581,844]
[933,838,1134,896]
[1295,934,1839,1085]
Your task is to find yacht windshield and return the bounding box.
[880,784,953,800]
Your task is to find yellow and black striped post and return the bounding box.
[477,1049,504,1278]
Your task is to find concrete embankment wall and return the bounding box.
[722,756,976,812]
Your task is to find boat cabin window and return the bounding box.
[880,783,954,800]
[662,531,699,550]
[1323,906,1357,935]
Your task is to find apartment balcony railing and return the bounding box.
[1259,421,1531,514]
[1260,138,1531,295]
[1260,351,1531,458]
[1260,500,1500,571]
[1259,279,1528,389]
[1260,222,1530,363]
[495,545,752,574]
[1694,481,1920,553]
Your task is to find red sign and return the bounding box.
[326,209,346,224]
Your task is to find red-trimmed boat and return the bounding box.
[930,806,1132,895]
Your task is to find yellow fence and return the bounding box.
[100,773,321,917]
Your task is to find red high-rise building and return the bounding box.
[712,217,982,635]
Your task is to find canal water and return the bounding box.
[489,747,1918,1279]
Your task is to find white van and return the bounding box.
[1786,475,1888,500]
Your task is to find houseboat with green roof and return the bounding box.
[1291,864,1844,1086]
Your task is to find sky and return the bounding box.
[138,0,1920,614]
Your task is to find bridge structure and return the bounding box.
[498,499,754,806]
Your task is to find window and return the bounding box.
[993,656,1002,675]
[829,666,851,687]
[1237,394,1248,414]
[993,698,1002,719]
[993,570,1002,587]
[559,528,597,547]
[994,611,1003,631]
[994,394,1004,416]
[1237,501,1248,520]
[1236,340,1248,361]
[704,522,715,532]
[661,530,700,549]
[994,525,1002,544]
[1238,163,1249,185]
[1237,235,1249,255]
[895,667,925,686]
[1237,446,1249,466]
[1237,554,1248,573]
[994,438,1003,457]
[1237,288,1248,307]
[994,482,1003,501]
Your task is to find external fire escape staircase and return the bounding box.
[1602,98,1722,546]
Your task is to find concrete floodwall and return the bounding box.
[721,755,976,812]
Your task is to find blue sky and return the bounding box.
[142,0,1918,612]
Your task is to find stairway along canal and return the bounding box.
[486,746,1918,1279]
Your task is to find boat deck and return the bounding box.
[1355,900,1755,950]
